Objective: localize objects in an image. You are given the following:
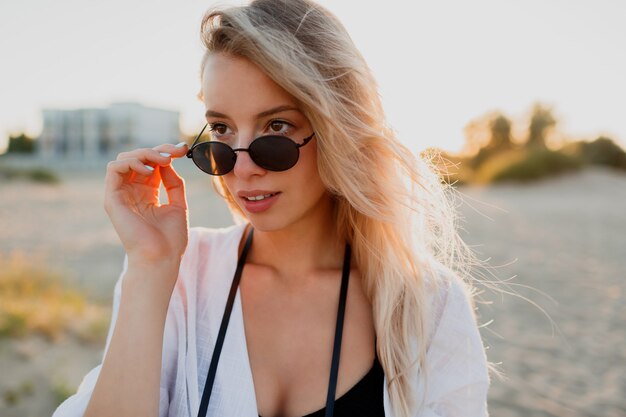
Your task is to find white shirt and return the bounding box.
[52,224,490,417]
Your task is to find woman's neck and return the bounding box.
[245,196,344,284]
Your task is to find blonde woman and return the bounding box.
[53,0,491,416]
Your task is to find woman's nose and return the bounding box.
[232,143,265,178]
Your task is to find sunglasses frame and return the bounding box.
[186,122,315,176]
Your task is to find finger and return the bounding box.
[105,158,156,192]
[152,142,189,159]
[116,148,175,165]
[160,164,187,210]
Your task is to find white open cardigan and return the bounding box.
[53,224,490,417]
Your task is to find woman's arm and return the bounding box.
[82,260,179,417]
[54,142,189,416]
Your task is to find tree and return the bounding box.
[463,111,514,154]
[488,113,513,150]
[527,103,556,148]
[7,133,36,154]
[462,116,490,157]
[463,111,514,168]
[581,136,626,169]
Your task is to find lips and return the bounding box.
[237,189,280,199]
[241,192,279,201]
[237,190,281,213]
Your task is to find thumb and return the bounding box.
[159,164,187,210]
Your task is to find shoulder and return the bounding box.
[182,223,247,267]
[408,264,491,414]
[424,263,479,337]
[422,263,490,384]
[187,223,247,252]
[171,223,247,301]
[161,223,247,345]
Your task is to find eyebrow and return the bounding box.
[205,105,301,120]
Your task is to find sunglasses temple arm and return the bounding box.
[297,132,315,148]
[188,123,210,149]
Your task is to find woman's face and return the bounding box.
[200,53,330,232]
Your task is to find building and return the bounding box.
[38,102,180,159]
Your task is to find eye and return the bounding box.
[267,120,292,135]
[208,123,232,137]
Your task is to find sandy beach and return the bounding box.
[458,168,626,417]
[1,161,624,416]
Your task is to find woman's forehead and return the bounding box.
[201,53,300,117]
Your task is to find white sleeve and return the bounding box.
[417,276,491,417]
[50,256,171,417]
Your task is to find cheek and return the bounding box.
[295,148,326,194]
[220,176,239,203]
[296,143,319,177]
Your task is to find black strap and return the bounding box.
[197,227,351,417]
[197,227,254,417]
[324,243,351,417]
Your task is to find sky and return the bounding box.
[1,0,625,154]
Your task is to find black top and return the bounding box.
[259,355,385,417]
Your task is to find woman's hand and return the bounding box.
[104,142,190,270]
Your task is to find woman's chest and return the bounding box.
[238,267,377,417]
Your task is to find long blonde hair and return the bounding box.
[199,1,486,415]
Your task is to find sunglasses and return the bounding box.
[186,123,315,176]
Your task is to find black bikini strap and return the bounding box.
[197,227,254,417]
[324,243,351,417]
[197,227,351,417]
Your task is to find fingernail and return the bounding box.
[175,142,187,148]
[144,165,155,171]
[160,152,171,157]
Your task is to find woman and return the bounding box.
[53,1,490,416]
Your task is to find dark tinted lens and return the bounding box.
[249,136,299,171]
[192,142,236,175]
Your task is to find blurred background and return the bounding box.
[0,1,624,416]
